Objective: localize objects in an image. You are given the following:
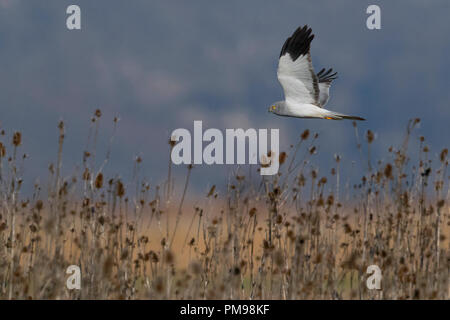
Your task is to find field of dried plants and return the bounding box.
[0,112,448,300]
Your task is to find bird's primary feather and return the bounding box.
[277,26,320,106]
[317,68,337,107]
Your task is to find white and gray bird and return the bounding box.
[269,25,365,121]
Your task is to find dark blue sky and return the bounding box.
[1,0,449,195]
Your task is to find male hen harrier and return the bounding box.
[269,25,365,120]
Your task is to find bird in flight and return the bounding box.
[269,25,365,121]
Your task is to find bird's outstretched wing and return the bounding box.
[277,25,319,105]
[316,68,338,107]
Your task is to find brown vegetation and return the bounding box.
[0,113,448,299]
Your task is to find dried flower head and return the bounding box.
[366,130,374,144]
[384,163,393,179]
[0,142,5,157]
[279,151,287,165]
[301,129,310,140]
[116,180,125,198]
[12,131,22,147]
[439,148,448,163]
[95,173,103,189]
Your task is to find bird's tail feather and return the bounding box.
[325,111,365,121]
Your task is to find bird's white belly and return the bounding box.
[285,102,326,118]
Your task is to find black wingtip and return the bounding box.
[279,25,315,61]
[344,116,366,121]
[317,68,338,83]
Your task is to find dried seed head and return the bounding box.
[366,130,374,144]
[116,180,125,198]
[35,200,43,211]
[12,131,22,147]
[275,214,283,224]
[298,174,305,186]
[279,151,287,165]
[421,167,431,177]
[95,109,102,118]
[301,129,310,140]
[164,250,175,264]
[95,173,103,189]
[154,276,165,294]
[344,223,352,234]
[384,163,393,179]
[0,142,5,157]
[439,148,448,163]
[327,195,334,206]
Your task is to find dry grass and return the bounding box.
[0,112,448,300]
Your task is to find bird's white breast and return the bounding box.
[285,102,327,118]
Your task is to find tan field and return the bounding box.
[0,113,448,299]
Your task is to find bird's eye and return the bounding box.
[272,105,276,110]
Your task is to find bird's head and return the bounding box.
[268,102,284,115]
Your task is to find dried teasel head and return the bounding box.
[301,129,310,140]
[439,148,448,163]
[35,200,43,211]
[0,142,5,157]
[384,163,393,179]
[95,173,103,189]
[279,151,287,165]
[116,180,125,198]
[12,131,22,147]
[366,130,374,144]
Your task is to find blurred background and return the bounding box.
[0,0,449,195]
